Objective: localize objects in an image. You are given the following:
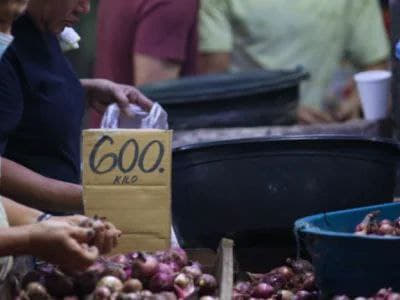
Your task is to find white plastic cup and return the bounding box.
[354,70,392,121]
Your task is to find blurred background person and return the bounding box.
[91,0,199,128]
[198,0,390,125]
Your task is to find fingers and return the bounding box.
[297,106,334,125]
[69,226,95,244]
[65,239,99,271]
[127,89,153,112]
[102,221,121,254]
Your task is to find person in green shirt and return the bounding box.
[198,0,390,124]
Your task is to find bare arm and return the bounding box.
[198,52,231,74]
[134,53,181,86]
[2,196,41,226]
[0,158,83,213]
[0,221,98,271]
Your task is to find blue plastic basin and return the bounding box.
[295,202,400,298]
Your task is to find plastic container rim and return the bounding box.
[174,134,400,153]
[295,202,400,240]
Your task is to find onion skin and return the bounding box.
[131,253,159,280]
[174,273,192,289]
[97,276,124,293]
[25,282,49,300]
[388,294,400,300]
[234,281,251,295]
[182,265,202,280]
[123,279,143,293]
[250,282,274,298]
[332,296,351,300]
[272,266,295,281]
[102,265,127,281]
[74,270,99,296]
[196,274,218,296]
[294,290,314,300]
[277,289,295,300]
[93,286,112,300]
[149,272,174,292]
[43,271,75,297]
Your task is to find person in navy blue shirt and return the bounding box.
[0,0,153,214]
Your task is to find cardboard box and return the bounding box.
[82,129,172,253]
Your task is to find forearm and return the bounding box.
[134,53,181,86]
[0,225,31,257]
[2,197,41,226]
[0,158,83,213]
[198,52,231,74]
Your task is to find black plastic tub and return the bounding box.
[139,68,308,130]
[171,136,400,271]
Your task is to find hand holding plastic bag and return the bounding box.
[101,102,168,130]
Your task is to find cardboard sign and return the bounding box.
[82,129,172,253]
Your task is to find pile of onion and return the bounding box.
[354,211,400,237]
[16,248,218,300]
[334,288,400,299]
[233,258,319,300]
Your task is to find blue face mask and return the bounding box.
[0,33,14,59]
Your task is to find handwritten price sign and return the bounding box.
[82,130,172,186]
[82,129,172,252]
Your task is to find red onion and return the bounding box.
[182,265,202,280]
[102,265,127,281]
[166,248,188,268]
[149,272,174,292]
[376,288,392,298]
[251,283,274,298]
[74,270,99,296]
[159,291,178,300]
[262,272,287,290]
[379,223,395,235]
[123,279,143,293]
[110,254,130,266]
[25,282,49,300]
[196,274,218,296]
[277,289,295,300]
[97,276,123,293]
[174,282,196,299]
[43,271,74,297]
[200,297,217,300]
[295,290,313,300]
[88,261,107,274]
[332,296,351,300]
[141,290,153,297]
[286,259,314,274]
[388,293,400,300]
[234,281,251,295]
[131,253,159,280]
[157,263,174,275]
[93,286,111,300]
[116,293,141,300]
[174,273,191,288]
[246,272,265,283]
[272,266,295,280]
[232,291,247,300]
[21,271,42,289]
[302,272,316,291]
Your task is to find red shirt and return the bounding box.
[95,0,199,85]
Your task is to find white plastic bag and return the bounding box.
[101,103,179,247]
[101,103,168,130]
